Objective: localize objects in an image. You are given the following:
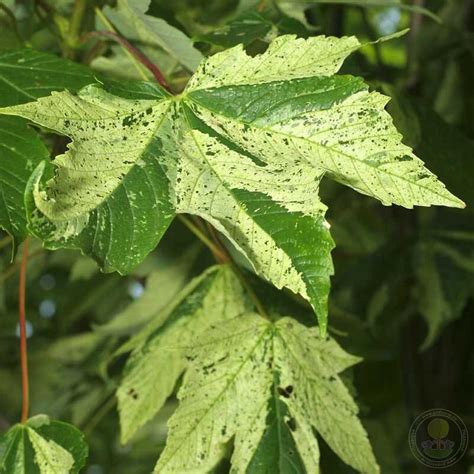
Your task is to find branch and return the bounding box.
[19,238,30,423]
[80,31,170,90]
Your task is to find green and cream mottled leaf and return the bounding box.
[155,314,378,473]
[26,429,74,474]
[117,265,251,443]
[5,82,175,273]
[0,49,99,248]
[0,34,462,326]
[188,76,464,209]
[173,121,334,332]
[101,0,203,72]
[186,34,360,90]
[274,318,378,473]
[0,415,88,474]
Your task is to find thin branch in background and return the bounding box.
[93,7,150,82]
[18,238,30,423]
[359,7,383,68]
[0,234,11,251]
[204,221,270,320]
[178,215,227,262]
[0,2,22,43]
[205,221,231,264]
[82,391,117,436]
[80,31,170,90]
[65,0,87,58]
[0,247,43,284]
[407,0,424,88]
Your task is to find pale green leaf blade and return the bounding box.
[26,429,74,474]
[118,265,251,443]
[0,116,48,246]
[188,68,464,209]
[155,314,378,473]
[97,244,200,337]
[275,318,379,473]
[1,82,175,273]
[102,0,203,72]
[186,34,361,90]
[154,314,273,473]
[0,416,88,474]
[173,116,334,333]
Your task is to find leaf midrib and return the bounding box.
[186,97,462,207]
[158,320,271,470]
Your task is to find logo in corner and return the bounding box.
[409,409,468,468]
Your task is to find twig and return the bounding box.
[0,248,43,284]
[65,0,87,57]
[204,222,270,320]
[359,7,383,68]
[178,215,226,262]
[81,30,169,90]
[0,234,12,251]
[0,2,22,43]
[93,7,157,84]
[82,392,117,435]
[19,238,30,423]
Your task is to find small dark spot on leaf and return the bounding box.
[286,417,297,432]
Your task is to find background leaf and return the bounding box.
[101,0,204,73]
[0,415,88,474]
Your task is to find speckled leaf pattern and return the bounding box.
[186,34,361,89]
[0,35,462,325]
[117,265,251,443]
[188,78,464,209]
[0,415,88,474]
[0,49,98,248]
[16,82,174,273]
[172,121,334,333]
[155,314,378,473]
[26,430,74,474]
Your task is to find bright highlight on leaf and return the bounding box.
[0,34,463,334]
[0,415,88,474]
